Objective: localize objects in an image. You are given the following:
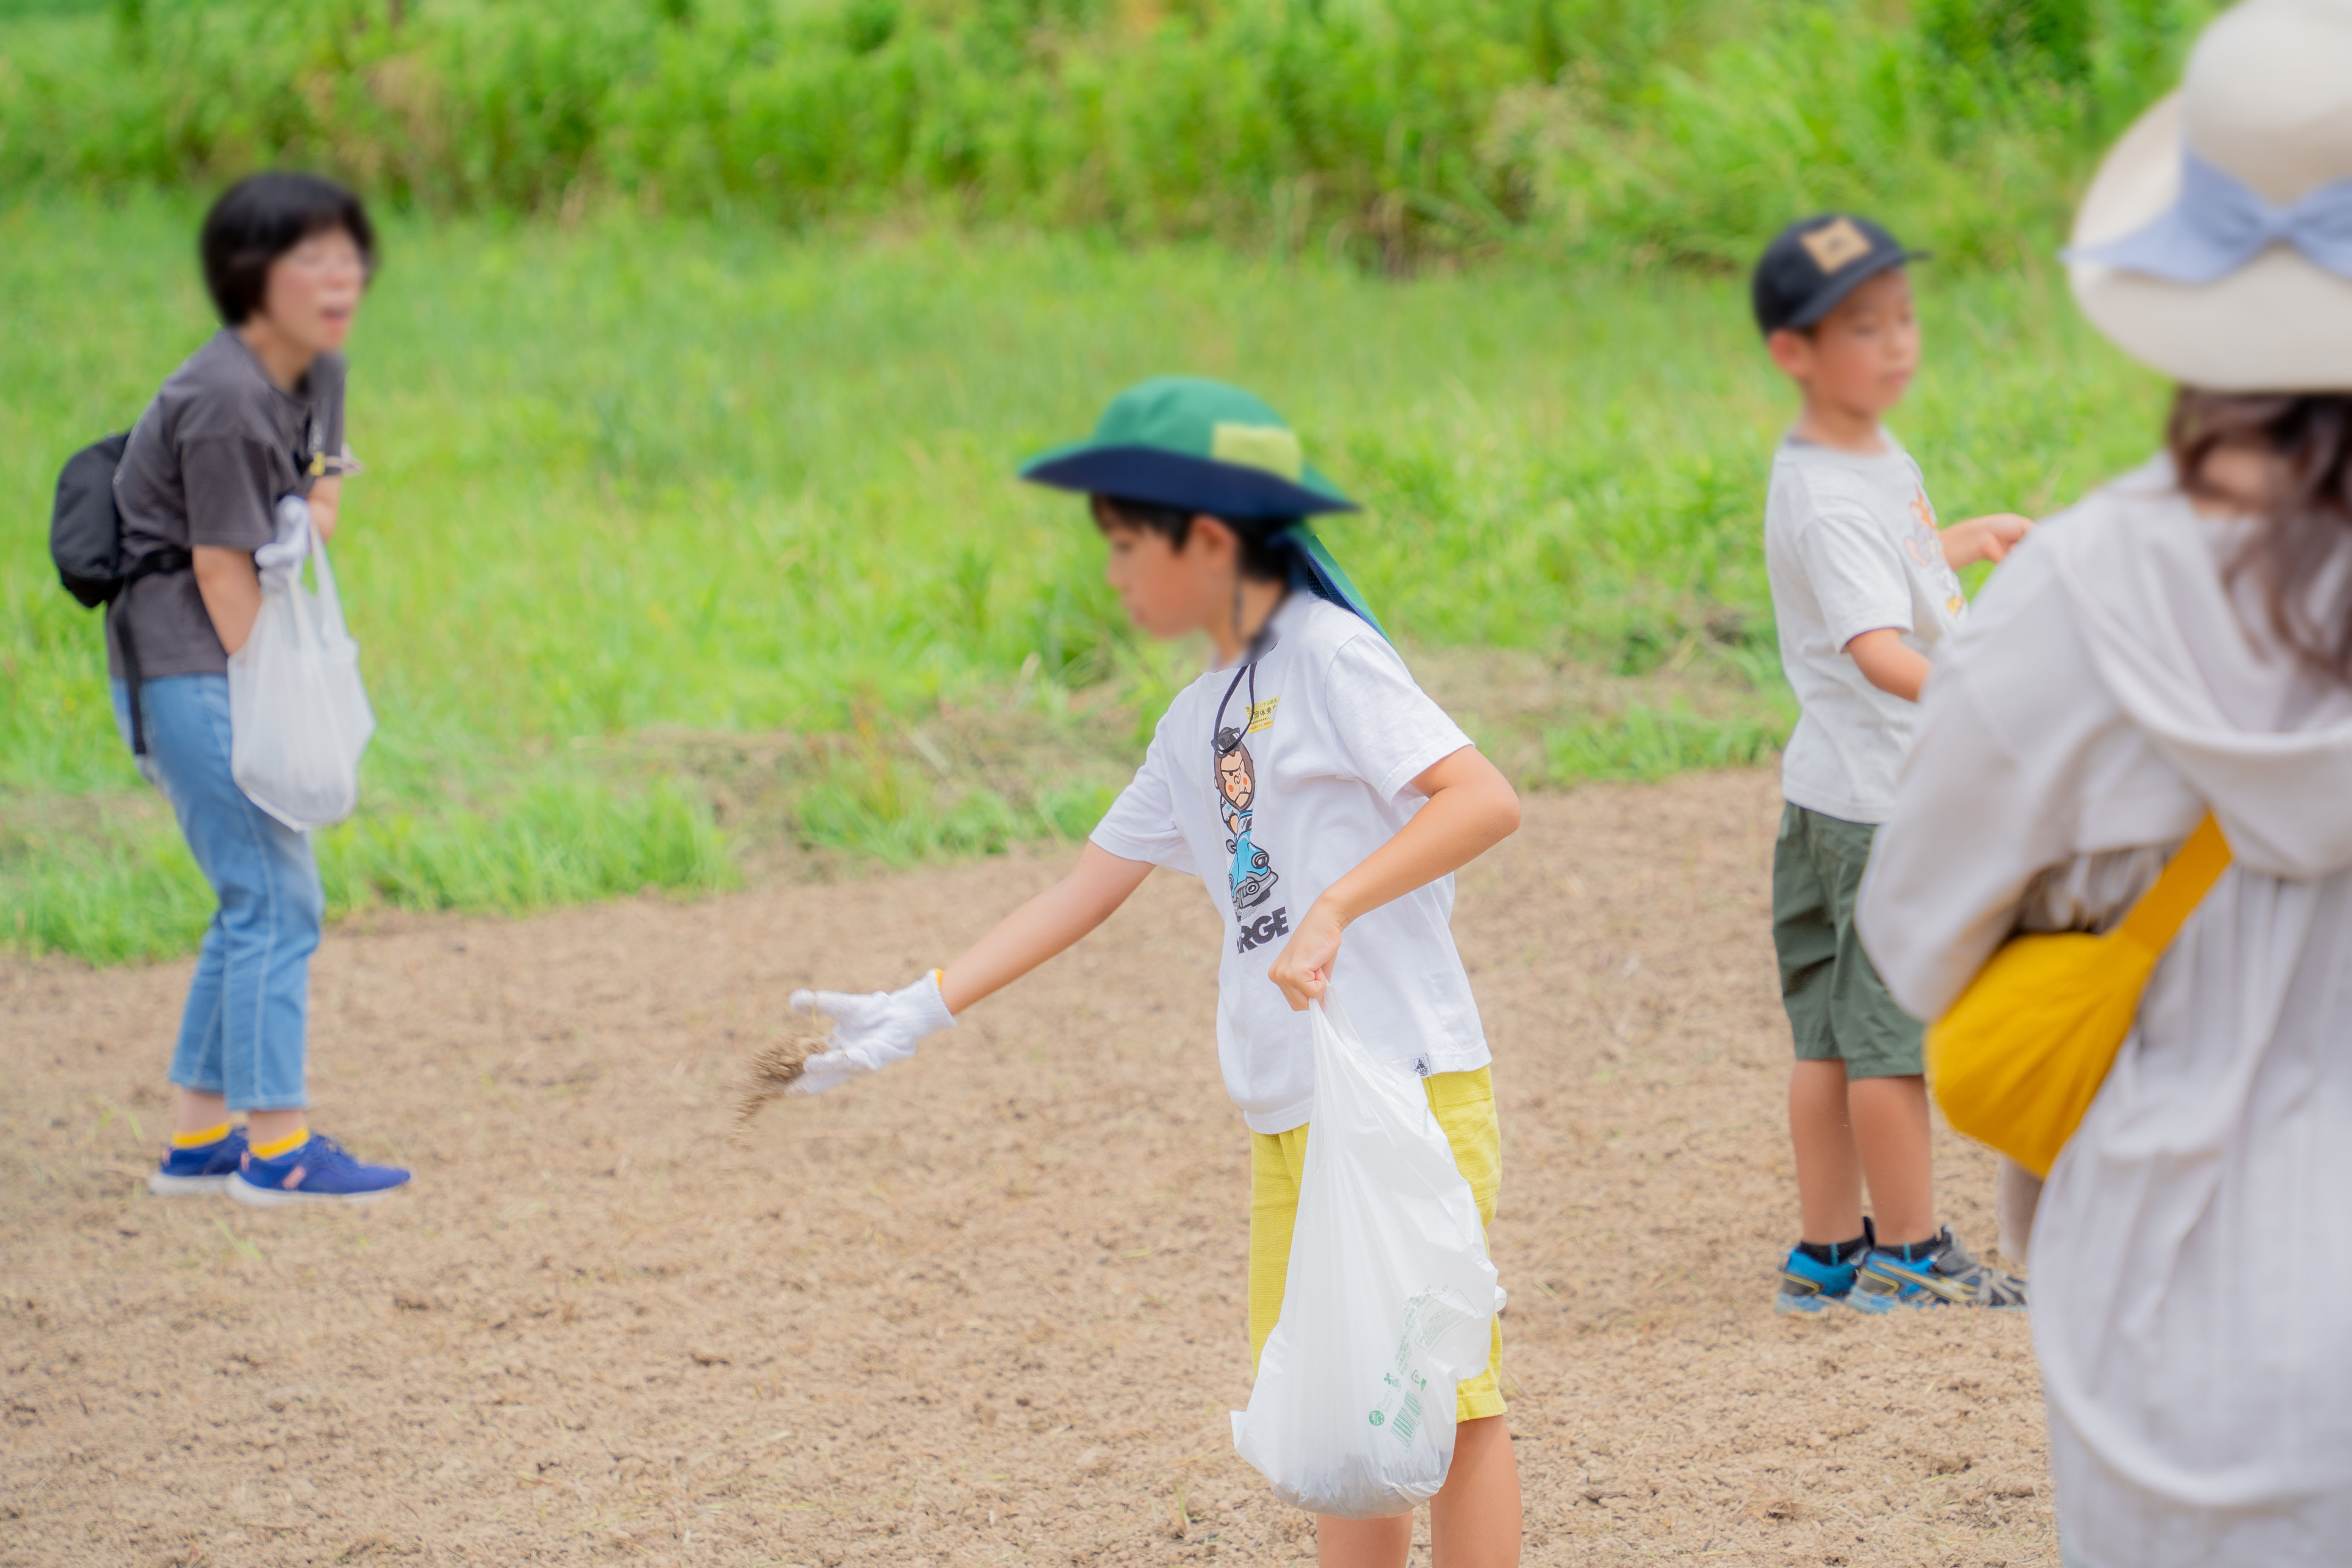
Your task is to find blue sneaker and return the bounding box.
[148,1126,250,1197]
[1852,1226,2027,1312]
[1775,1220,1875,1314]
[227,1134,411,1208]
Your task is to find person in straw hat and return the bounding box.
[1858,2,2352,1563]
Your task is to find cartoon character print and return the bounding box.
[1215,739,1281,915]
[1899,485,1968,619]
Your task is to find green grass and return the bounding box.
[1,196,2173,960]
[1542,702,1789,785]
[3,777,731,962]
[0,0,2217,266]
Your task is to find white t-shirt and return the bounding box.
[1090,592,1488,1134]
[1763,433,1966,824]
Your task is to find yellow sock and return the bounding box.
[172,1122,233,1149]
[250,1126,309,1160]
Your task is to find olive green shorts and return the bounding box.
[1772,803,1923,1080]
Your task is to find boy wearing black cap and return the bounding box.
[1752,215,2032,1313]
[789,377,1528,1564]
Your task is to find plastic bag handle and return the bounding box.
[268,521,322,661]
[1306,993,1343,1048]
[304,513,354,644]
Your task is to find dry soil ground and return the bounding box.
[1,771,2054,1568]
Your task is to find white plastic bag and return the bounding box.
[1231,990,1504,1518]
[228,509,374,830]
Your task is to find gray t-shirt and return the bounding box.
[108,330,348,679]
[1762,432,1966,824]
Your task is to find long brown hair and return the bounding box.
[2168,389,2352,684]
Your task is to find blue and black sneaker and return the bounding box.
[148,1126,250,1197]
[1852,1226,2027,1312]
[228,1134,411,1208]
[1775,1219,1874,1314]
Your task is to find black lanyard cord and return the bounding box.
[1212,627,1271,758]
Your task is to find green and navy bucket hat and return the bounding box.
[1021,376,1385,636]
[1021,376,1356,519]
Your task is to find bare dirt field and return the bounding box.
[1,770,2053,1568]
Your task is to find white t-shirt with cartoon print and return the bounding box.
[1764,432,1968,825]
[1090,592,1487,1134]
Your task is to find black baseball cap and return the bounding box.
[1751,213,1926,336]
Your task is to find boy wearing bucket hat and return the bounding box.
[789,377,1528,1565]
[1862,3,2352,1563]
[1750,213,2035,1314]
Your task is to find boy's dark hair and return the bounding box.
[2170,388,2352,683]
[1091,495,1292,581]
[200,171,377,326]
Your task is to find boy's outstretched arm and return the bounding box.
[1267,746,1520,1010]
[938,843,1154,1013]
[789,843,1153,1094]
[1940,511,2032,569]
[1848,511,2033,703]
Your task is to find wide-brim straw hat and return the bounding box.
[2067,0,2352,393]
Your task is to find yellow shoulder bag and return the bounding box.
[1926,814,2231,1178]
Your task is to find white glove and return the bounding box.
[255,495,312,593]
[788,971,956,1096]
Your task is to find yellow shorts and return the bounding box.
[1247,1065,1506,1423]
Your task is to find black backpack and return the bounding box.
[51,432,190,756]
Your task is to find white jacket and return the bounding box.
[1859,458,2352,1568]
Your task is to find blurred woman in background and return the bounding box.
[121,172,411,1206]
[1858,5,2352,1564]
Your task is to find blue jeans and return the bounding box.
[113,675,321,1111]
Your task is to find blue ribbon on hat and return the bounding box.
[2064,150,2352,285]
[1272,524,1389,642]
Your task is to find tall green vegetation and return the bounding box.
[2,201,2169,961]
[1,0,2216,266]
[0,0,2210,960]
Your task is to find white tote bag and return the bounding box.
[227,517,375,830]
[1231,990,1504,1518]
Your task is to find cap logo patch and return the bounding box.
[1209,422,1304,483]
[1800,217,1873,274]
